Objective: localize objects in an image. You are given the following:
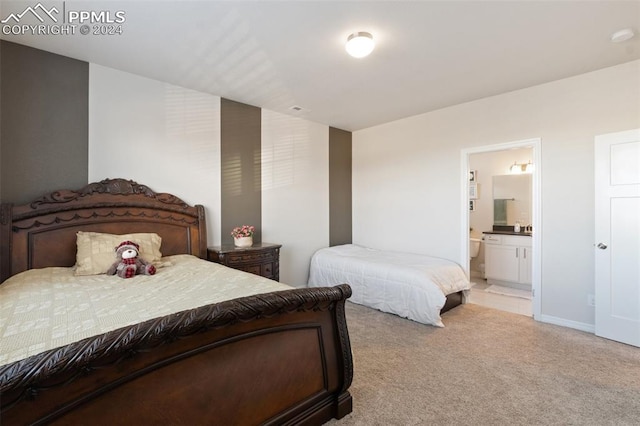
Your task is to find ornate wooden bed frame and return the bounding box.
[0,179,353,425]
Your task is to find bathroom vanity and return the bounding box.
[483,232,532,290]
[482,172,533,290]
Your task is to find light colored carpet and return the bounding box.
[485,284,532,299]
[330,302,640,425]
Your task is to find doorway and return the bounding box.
[461,138,541,320]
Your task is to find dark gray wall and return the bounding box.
[0,41,88,205]
[329,127,352,246]
[220,98,262,245]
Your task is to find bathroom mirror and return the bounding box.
[492,174,532,226]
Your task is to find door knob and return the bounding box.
[597,243,608,250]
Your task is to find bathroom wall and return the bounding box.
[469,148,533,276]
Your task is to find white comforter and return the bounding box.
[308,244,470,327]
[0,255,291,367]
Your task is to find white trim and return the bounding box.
[460,155,471,274]
[538,314,595,334]
[461,138,542,321]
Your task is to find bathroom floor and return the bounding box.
[467,277,532,317]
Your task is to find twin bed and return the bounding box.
[308,244,470,327]
[0,179,353,425]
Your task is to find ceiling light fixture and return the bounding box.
[610,28,635,43]
[345,32,375,58]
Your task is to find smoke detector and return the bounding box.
[289,105,309,113]
[611,28,635,43]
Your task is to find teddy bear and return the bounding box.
[106,240,156,279]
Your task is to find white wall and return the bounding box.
[261,110,329,286]
[353,60,640,329]
[89,64,222,246]
[88,65,330,285]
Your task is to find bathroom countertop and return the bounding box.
[483,230,532,237]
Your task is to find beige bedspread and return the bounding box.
[0,255,291,367]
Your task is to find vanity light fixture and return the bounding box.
[509,161,534,174]
[345,32,375,58]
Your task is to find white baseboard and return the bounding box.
[537,314,595,334]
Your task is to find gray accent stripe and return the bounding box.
[220,98,262,245]
[0,41,88,204]
[329,127,352,246]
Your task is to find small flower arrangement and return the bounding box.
[231,225,255,238]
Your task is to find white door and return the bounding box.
[595,129,640,347]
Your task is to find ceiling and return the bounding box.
[1,0,639,131]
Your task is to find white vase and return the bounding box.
[234,236,253,248]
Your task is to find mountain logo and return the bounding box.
[1,3,59,24]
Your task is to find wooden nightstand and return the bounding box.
[207,243,282,281]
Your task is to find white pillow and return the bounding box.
[74,231,163,276]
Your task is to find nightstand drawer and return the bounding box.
[225,251,275,265]
[207,243,281,281]
[244,265,262,275]
[261,262,274,278]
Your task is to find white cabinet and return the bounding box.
[484,234,532,287]
[518,243,532,284]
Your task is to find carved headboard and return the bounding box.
[0,179,207,283]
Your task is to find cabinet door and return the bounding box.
[518,246,532,284]
[485,244,519,282]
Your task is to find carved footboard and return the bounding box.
[0,284,353,425]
